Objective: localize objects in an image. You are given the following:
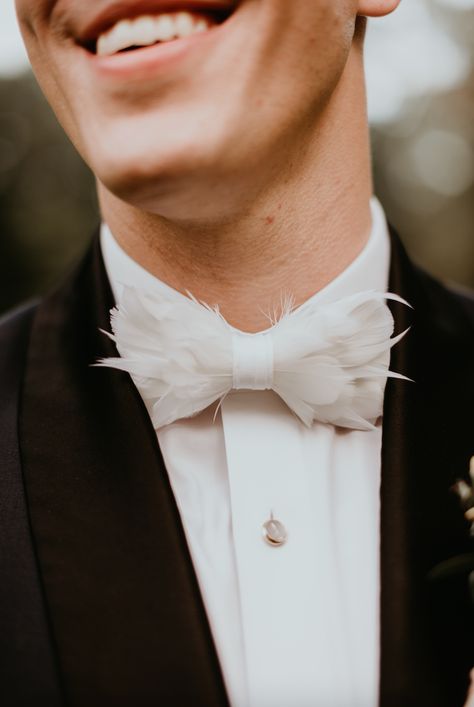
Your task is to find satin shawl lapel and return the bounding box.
[380,233,474,707]
[20,241,229,707]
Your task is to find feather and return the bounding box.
[96,286,410,429]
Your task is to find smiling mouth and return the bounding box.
[80,6,236,56]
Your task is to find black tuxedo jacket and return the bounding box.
[0,230,473,707]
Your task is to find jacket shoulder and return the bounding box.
[0,300,39,396]
[411,265,474,341]
[0,299,39,344]
[449,284,474,326]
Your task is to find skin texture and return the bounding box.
[15,0,400,331]
[465,670,474,707]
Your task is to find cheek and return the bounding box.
[14,0,35,32]
[15,0,54,41]
[27,45,79,141]
[15,0,82,140]
[247,5,355,121]
[262,1,354,80]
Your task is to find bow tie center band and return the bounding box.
[233,331,274,391]
[97,287,410,430]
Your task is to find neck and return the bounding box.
[98,49,373,333]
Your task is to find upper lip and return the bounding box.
[76,0,239,45]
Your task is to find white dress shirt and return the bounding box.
[101,197,391,707]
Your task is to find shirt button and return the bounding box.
[262,517,288,547]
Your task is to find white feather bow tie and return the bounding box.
[98,287,409,430]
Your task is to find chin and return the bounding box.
[92,131,230,218]
[88,101,265,218]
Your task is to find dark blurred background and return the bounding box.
[0,0,473,314]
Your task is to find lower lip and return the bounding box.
[87,22,230,80]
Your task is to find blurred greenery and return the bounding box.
[0,73,98,313]
[0,65,472,315]
[368,0,474,291]
[372,78,474,291]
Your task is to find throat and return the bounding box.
[99,192,374,334]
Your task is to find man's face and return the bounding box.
[16,0,360,215]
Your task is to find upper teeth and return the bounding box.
[96,12,213,56]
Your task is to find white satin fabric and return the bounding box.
[101,197,391,707]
